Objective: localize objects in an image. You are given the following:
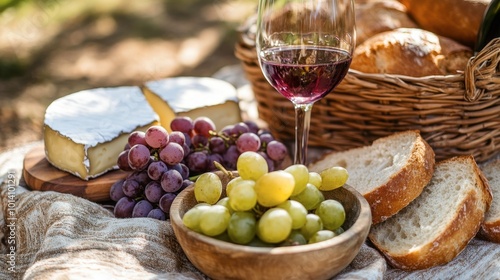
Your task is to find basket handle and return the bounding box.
[465,37,500,101]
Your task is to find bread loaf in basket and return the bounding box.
[235,6,500,163]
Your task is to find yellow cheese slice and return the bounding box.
[142,77,242,131]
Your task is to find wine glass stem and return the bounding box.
[294,103,313,165]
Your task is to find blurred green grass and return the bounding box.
[0,0,257,151]
[0,0,256,79]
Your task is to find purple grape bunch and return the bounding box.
[110,116,289,220]
[177,116,288,174]
[111,125,192,220]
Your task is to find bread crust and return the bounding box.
[399,0,489,48]
[366,131,435,224]
[479,220,500,243]
[350,28,473,77]
[309,130,435,224]
[355,1,418,45]
[369,156,492,270]
[478,158,500,243]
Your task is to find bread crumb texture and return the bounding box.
[310,131,416,195]
[371,157,482,255]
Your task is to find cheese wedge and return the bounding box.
[142,77,242,131]
[44,86,159,180]
[43,77,242,180]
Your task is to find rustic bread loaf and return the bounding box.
[355,0,418,44]
[350,28,473,77]
[398,0,490,48]
[308,130,435,224]
[479,158,500,243]
[369,155,492,270]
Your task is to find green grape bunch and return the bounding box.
[184,151,349,247]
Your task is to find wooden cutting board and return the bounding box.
[23,145,130,202]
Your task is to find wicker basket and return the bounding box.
[235,21,500,163]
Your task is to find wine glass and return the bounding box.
[256,0,355,165]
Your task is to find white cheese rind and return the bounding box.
[44,86,159,180]
[44,86,157,146]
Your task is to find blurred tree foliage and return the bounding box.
[0,0,61,14]
[0,58,25,79]
[0,0,60,78]
[0,0,243,80]
[1,0,23,78]
[0,0,23,14]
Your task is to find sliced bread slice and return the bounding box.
[368,155,492,270]
[479,158,500,243]
[308,130,435,224]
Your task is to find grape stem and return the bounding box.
[252,204,268,219]
[188,174,201,182]
[151,149,160,160]
[208,130,233,146]
[188,161,235,182]
[213,161,235,179]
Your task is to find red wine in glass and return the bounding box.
[260,46,352,104]
[256,0,355,165]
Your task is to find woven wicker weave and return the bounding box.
[235,21,500,163]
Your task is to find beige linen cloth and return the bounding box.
[1,144,500,280]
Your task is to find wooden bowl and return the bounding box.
[170,172,372,280]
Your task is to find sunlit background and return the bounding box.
[0,0,257,151]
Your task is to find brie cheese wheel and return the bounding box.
[44,86,159,180]
[142,77,242,131]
